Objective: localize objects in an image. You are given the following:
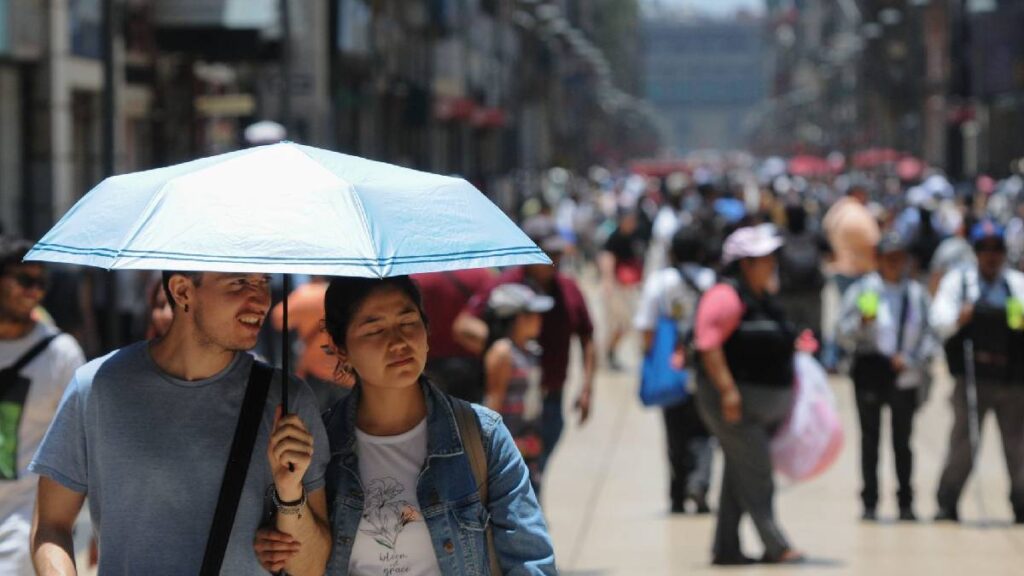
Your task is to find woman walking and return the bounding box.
[694,224,804,565]
[256,275,555,575]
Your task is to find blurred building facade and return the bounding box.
[0,0,661,240]
[759,0,1024,180]
[641,15,768,153]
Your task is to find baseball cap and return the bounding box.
[488,283,555,318]
[970,218,1006,247]
[722,224,784,265]
[877,231,909,254]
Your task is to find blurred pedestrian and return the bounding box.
[144,277,173,339]
[454,217,596,476]
[414,268,494,403]
[838,233,936,522]
[0,237,85,576]
[821,182,881,370]
[272,276,353,412]
[599,208,646,370]
[634,227,716,514]
[694,224,804,565]
[776,202,826,337]
[483,283,553,497]
[930,219,1024,524]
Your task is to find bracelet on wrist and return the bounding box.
[272,487,307,519]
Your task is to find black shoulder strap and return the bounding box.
[199,361,275,576]
[2,334,59,375]
[451,397,502,576]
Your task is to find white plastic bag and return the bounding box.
[771,352,844,482]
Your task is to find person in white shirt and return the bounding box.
[0,237,84,576]
[838,233,936,522]
[634,227,716,514]
[930,220,1024,524]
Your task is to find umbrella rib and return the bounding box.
[291,144,383,277]
[106,148,265,266]
[110,179,178,267]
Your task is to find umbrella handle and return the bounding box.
[281,274,294,473]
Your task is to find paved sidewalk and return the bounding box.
[544,295,1024,575]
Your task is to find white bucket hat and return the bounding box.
[722,224,785,265]
[488,283,555,318]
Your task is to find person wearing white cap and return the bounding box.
[693,224,804,565]
[483,283,555,497]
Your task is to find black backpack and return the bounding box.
[778,233,825,293]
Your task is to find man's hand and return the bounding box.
[891,354,907,373]
[268,405,314,501]
[958,304,974,328]
[721,388,742,424]
[575,387,592,424]
[254,528,301,574]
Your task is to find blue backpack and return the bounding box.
[639,271,705,407]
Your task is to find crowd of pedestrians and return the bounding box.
[3,154,1024,573]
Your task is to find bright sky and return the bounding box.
[642,0,765,17]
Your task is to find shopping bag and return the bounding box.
[771,352,844,481]
[639,314,689,407]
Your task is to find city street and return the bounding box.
[544,279,1024,575]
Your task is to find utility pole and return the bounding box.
[280,0,292,135]
[102,0,120,348]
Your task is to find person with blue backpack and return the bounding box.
[635,227,716,514]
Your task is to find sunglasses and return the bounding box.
[6,273,48,291]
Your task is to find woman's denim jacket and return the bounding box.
[322,380,557,575]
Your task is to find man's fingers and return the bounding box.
[272,438,313,462]
[270,423,314,447]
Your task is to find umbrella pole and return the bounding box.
[281,274,293,474]
[281,273,291,414]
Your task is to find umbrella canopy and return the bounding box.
[26,143,550,276]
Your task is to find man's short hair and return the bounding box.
[0,236,37,276]
[161,270,204,309]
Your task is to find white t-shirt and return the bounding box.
[0,323,84,575]
[634,265,716,331]
[350,418,441,576]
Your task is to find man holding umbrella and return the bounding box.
[20,142,552,574]
[29,271,332,574]
[930,219,1024,524]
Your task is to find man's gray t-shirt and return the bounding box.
[29,342,330,574]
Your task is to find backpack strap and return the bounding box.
[199,361,274,576]
[451,397,502,576]
[2,334,60,376]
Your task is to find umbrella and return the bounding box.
[787,155,832,178]
[26,142,550,410]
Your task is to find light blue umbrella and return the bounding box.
[26,143,550,412]
[26,142,549,276]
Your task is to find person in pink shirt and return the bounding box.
[821,183,881,369]
[694,224,805,566]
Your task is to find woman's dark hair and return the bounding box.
[323,275,429,349]
[670,227,705,266]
